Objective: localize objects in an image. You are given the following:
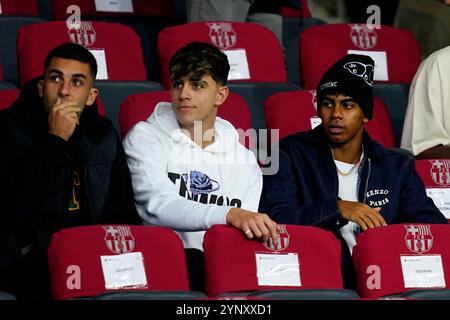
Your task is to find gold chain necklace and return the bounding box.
[335,162,359,176]
[331,146,364,176]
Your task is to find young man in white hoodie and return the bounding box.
[123,42,278,291]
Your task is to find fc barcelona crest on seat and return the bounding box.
[103,226,135,254]
[404,225,433,254]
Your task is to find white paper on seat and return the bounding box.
[400,254,446,288]
[223,49,250,80]
[89,49,109,80]
[101,251,148,289]
[255,252,301,286]
[310,117,322,129]
[426,188,450,218]
[347,49,389,81]
[95,0,134,13]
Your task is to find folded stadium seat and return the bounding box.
[264,90,395,147]
[353,224,450,299]
[48,225,192,300]
[94,80,163,133]
[0,17,47,85]
[248,288,359,300]
[0,80,17,90]
[415,159,450,221]
[17,20,147,86]
[401,288,450,300]
[280,0,311,18]
[0,0,40,16]
[0,88,19,110]
[227,83,300,133]
[0,291,16,300]
[158,21,287,89]
[203,224,344,297]
[299,23,421,146]
[281,0,326,85]
[94,290,206,300]
[282,17,326,85]
[373,83,410,149]
[50,0,176,19]
[119,90,254,148]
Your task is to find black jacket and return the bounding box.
[0,78,140,298]
[260,125,448,228]
[259,125,447,289]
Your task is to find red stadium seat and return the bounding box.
[0,89,19,110]
[51,0,176,19]
[17,20,146,86]
[158,21,286,89]
[48,225,190,299]
[0,0,39,16]
[203,224,344,297]
[353,224,450,298]
[300,23,421,90]
[119,90,254,148]
[415,159,450,221]
[264,90,395,147]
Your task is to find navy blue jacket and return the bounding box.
[260,125,448,231]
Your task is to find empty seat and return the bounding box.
[48,225,190,299]
[203,224,344,297]
[17,20,146,86]
[353,224,450,298]
[158,21,287,89]
[300,23,421,90]
[0,17,47,85]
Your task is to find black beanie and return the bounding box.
[316,54,375,120]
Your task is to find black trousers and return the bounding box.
[184,248,206,293]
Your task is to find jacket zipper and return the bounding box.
[362,158,372,204]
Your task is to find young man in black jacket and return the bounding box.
[0,43,140,299]
[259,54,448,289]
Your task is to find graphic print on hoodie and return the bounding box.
[168,170,242,207]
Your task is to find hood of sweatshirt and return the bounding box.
[146,102,241,154]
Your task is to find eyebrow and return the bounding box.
[47,69,88,80]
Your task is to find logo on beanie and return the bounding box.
[343,62,374,86]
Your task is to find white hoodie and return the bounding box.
[123,102,262,250]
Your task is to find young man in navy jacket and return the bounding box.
[259,54,448,289]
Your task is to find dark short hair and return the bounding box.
[44,42,98,79]
[169,42,230,86]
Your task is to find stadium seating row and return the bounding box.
[9,222,446,300]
